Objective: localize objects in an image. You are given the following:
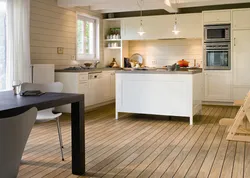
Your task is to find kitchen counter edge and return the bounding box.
[55,68,121,73]
[115,70,202,74]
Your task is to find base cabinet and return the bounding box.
[110,72,115,99]
[55,71,116,113]
[101,71,115,101]
[204,72,232,102]
[88,71,116,106]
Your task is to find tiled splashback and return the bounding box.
[128,39,203,68]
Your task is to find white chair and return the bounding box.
[21,82,65,161]
[0,107,37,178]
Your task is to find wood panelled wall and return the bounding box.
[30,0,104,69]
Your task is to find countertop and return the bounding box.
[55,68,121,73]
[55,67,202,74]
[116,69,202,74]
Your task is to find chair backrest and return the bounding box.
[0,108,37,178]
[21,82,63,93]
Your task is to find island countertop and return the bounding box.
[116,69,202,75]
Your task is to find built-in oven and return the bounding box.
[204,24,230,42]
[204,42,231,70]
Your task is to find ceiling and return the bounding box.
[57,0,250,13]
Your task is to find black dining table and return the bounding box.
[0,91,85,175]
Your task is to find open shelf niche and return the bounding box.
[103,19,129,68]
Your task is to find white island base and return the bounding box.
[115,71,203,125]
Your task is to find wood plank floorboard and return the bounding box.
[16,104,249,178]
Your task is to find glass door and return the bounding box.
[206,50,229,67]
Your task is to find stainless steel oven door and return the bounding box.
[204,43,231,70]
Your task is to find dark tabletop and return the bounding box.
[0,91,84,118]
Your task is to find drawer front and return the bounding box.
[79,74,88,81]
[203,11,231,23]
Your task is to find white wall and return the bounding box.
[30,0,104,69]
[128,39,203,67]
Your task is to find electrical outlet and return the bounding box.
[57,47,64,54]
[71,55,76,60]
[152,60,157,65]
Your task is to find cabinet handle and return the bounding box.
[234,38,236,46]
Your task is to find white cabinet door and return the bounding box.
[232,30,250,100]
[177,13,202,39]
[122,16,169,40]
[121,17,140,40]
[101,72,112,101]
[233,30,250,86]
[110,72,115,99]
[203,10,231,24]
[233,9,250,29]
[121,13,202,40]
[204,72,232,101]
[101,71,116,101]
[88,77,102,106]
[78,81,90,106]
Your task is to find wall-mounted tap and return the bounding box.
[94,61,100,68]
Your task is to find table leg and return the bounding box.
[190,116,193,125]
[116,111,119,120]
[71,99,85,175]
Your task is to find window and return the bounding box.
[0,1,6,91]
[77,14,99,60]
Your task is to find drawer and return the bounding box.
[79,74,88,81]
[203,11,231,24]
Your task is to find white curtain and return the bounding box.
[6,0,31,88]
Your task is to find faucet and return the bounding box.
[94,61,100,68]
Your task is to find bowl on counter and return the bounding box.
[84,63,92,68]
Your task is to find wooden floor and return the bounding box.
[18,104,250,178]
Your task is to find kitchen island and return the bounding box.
[115,70,203,125]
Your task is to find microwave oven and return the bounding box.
[204,24,230,42]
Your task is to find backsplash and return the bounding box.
[128,39,203,68]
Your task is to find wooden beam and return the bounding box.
[163,0,178,13]
[58,0,178,13]
[92,1,178,13]
[176,0,250,8]
[58,0,105,7]
[91,2,173,11]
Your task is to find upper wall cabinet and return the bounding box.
[121,13,202,40]
[121,16,168,40]
[177,13,202,39]
[232,9,250,29]
[203,10,231,24]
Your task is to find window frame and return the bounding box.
[76,13,100,61]
[0,3,6,91]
